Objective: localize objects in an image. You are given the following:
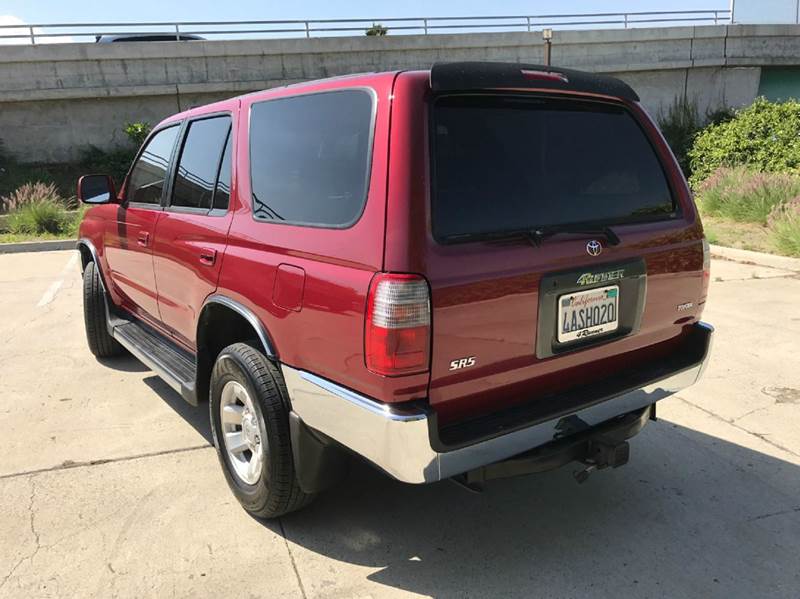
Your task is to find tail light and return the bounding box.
[365,273,431,376]
[701,237,711,297]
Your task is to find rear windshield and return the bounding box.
[431,95,676,241]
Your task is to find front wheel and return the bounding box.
[82,261,124,358]
[209,342,313,518]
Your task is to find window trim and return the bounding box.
[165,111,233,217]
[247,86,377,230]
[210,126,233,213]
[427,91,682,245]
[123,122,182,210]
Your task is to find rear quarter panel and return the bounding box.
[216,73,429,403]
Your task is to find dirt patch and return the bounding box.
[762,386,800,404]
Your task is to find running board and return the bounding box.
[111,319,199,405]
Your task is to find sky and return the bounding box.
[2,0,730,24]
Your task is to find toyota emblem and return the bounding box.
[586,240,603,256]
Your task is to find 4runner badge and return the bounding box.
[576,269,625,286]
[449,356,476,371]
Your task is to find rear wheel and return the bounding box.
[210,342,313,518]
[82,261,123,358]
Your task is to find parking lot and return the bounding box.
[1,249,799,598]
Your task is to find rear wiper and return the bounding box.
[442,224,620,247]
[529,224,621,247]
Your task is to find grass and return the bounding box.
[769,202,800,257]
[702,215,777,254]
[0,231,76,244]
[695,167,800,257]
[695,167,800,224]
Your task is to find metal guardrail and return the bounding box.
[0,10,732,45]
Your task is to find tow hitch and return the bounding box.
[451,404,651,493]
[573,437,630,483]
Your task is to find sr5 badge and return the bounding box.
[449,356,476,371]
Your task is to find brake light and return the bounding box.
[365,273,431,376]
[701,237,711,297]
[520,69,569,83]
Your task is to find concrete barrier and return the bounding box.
[2,24,799,162]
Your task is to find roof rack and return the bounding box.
[430,61,639,102]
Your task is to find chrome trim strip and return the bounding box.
[283,322,713,484]
[201,294,276,358]
[298,371,428,422]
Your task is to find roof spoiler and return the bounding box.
[429,62,639,102]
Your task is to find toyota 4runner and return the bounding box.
[76,62,713,518]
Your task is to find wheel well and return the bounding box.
[196,302,273,403]
[78,244,93,271]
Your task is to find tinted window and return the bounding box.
[127,126,179,205]
[431,96,675,241]
[213,130,232,211]
[172,116,231,210]
[250,90,373,226]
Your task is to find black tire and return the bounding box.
[82,261,124,358]
[210,342,314,519]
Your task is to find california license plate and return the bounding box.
[557,285,619,343]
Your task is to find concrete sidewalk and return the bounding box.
[0,250,798,598]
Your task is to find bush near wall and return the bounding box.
[689,98,800,188]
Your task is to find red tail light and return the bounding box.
[365,273,431,376]
[701,237,711,297]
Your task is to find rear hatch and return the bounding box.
[425,90,706,426]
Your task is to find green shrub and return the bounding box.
[1,181,66,213]
[124,122,152,148]
[695,167,800,224]
[689,97,800,187]
[79,145,136,184]
[658,96,701,178]
[8,199,68,235]
[768,198,800,256]
[365,23,388,36]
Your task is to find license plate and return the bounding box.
[557,285,619,343]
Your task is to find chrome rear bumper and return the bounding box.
[282,322,713,484]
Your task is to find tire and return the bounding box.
[82,261,124,358]
[210,342,314,519]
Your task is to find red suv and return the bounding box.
[77,62,713,518]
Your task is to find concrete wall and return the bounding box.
[2,24,799,163]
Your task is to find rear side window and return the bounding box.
[171,115,231,210]
[249,89,374,227]
[127,125,179,205]
[431,95,675,241]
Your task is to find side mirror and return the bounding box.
[77,174,116,205]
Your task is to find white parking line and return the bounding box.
[37,252,79,308]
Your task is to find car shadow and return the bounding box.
[97,354,149,373]
[274,420,800,598]
[141,375,213,444]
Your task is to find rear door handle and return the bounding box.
[137,231,150,247]
[199,248,217,266]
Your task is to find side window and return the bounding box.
[126,126,179,205]
[249,89,373,227]
[212,130,232,211]
[171,116,231,210]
